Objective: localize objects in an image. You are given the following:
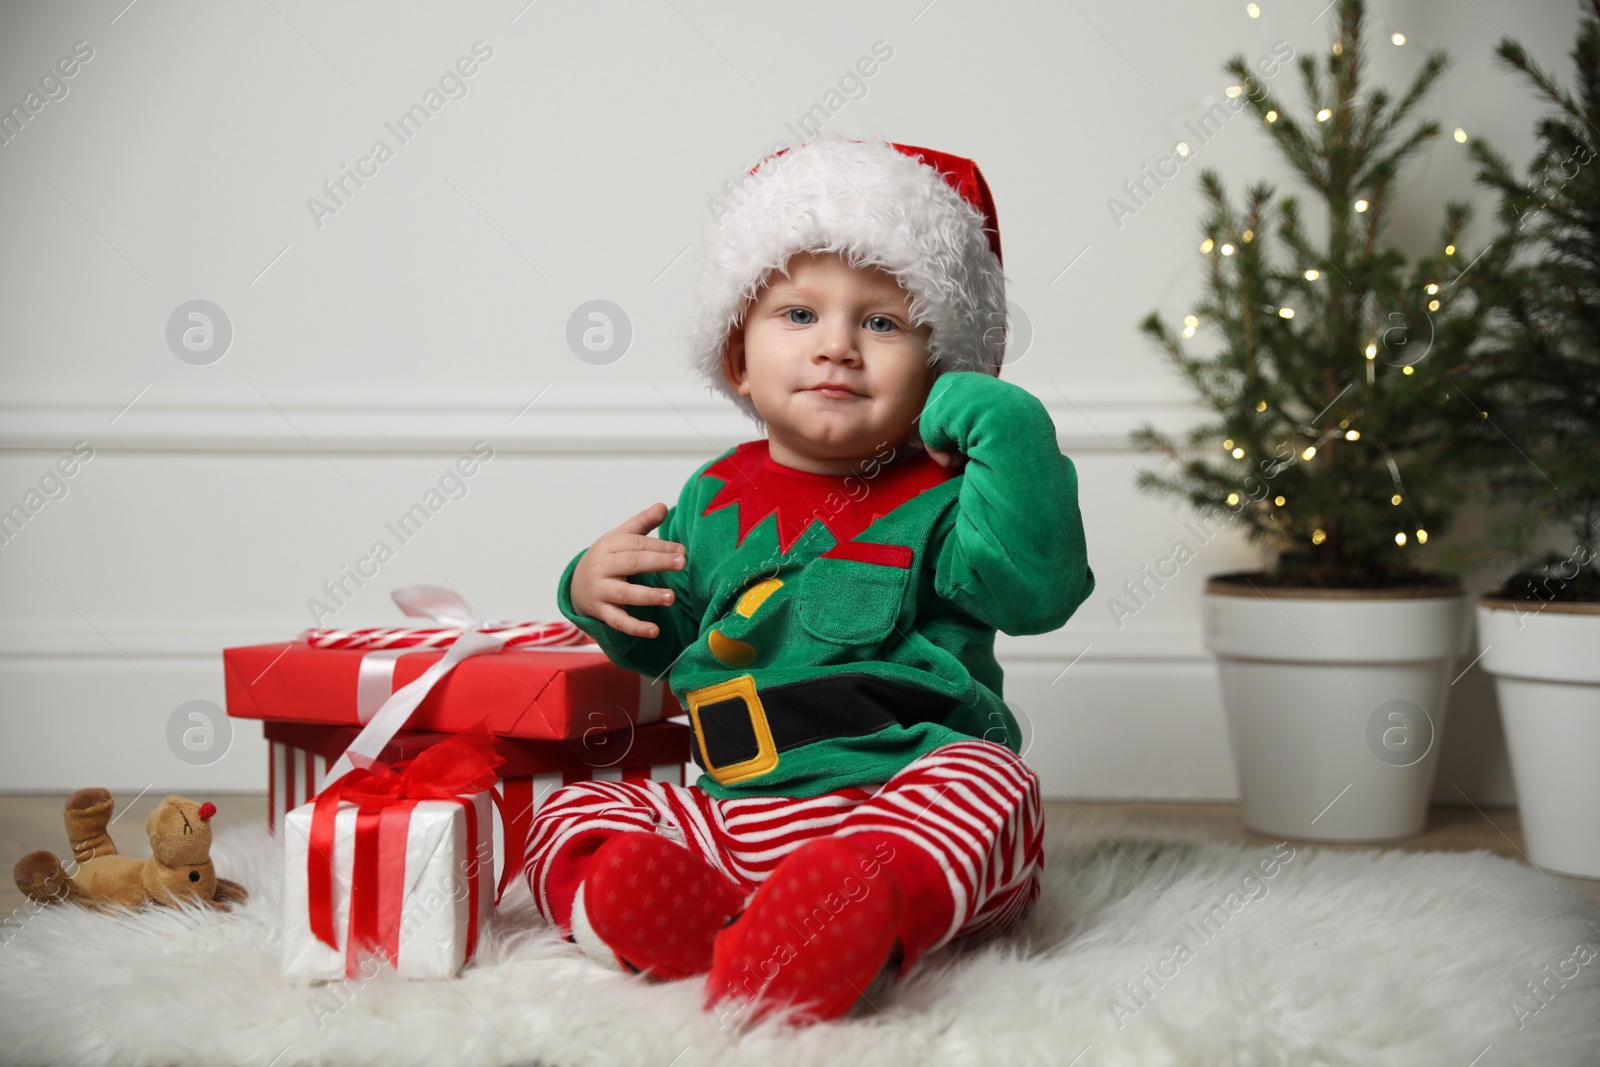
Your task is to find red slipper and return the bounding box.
[574,831,745,980]
[705,836,902,1025]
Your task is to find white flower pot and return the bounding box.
[1477,597,1600,880]
[1203,575,1469,842]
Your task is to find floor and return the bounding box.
[4,792,1597,917]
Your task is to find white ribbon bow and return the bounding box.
[321,587,507,787]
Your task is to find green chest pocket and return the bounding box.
[797,543,914,646]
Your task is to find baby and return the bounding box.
[531,134,1095,1025]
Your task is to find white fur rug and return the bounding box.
[3,816,1597,1067]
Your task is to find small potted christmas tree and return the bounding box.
[1132,0,1483,841]
[1461,0,1600,878]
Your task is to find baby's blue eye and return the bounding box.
[785,308,816,325]
[865,316,896,333]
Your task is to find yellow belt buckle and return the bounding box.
[686,674,779,786]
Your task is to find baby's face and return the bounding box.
[723,250,934,476]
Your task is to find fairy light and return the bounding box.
[1201,237,1215,253]
[1256,399,1268,411]
[1226,492,1241,506]
[1182,325,1196,338]
[1305,269,1321,280]
[1232,447,1246,459]
[1226,85,1243,98]
[1302,446,1317,460]
[1278,307,1295,319]
[1265,110,1279,123]
[1345,429,1360,440]
[1392,494,1403,505]
[1221,243,1237,256]
[1176,142,1192,157]
[1354,199,1370,212]
[1311,528,1327,545]
[1185,315,1200,328]
[1332,42,1344,56]
[1246,2,1260,17]
[1453,128,1468,143]
[1416,529,1429,544]
[1402,366,1415,374]
[1425,283,1439,294]
[1223,438,1235,449]
[1391,32,1406,45]
[1365,343,1378,359]
[1428,299,1441,311]
[1445,244,1457,255]
[1242,228,1255,242]
[1274,495,1286,506]
[1317,108,1333,122]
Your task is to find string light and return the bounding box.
[1176,142,1192,156]
[1223,439,1235,449]
[1392,494,1403,505]
[1256,399,1268,411]
[1391,32,1406,45]
[1428,299,1440,311]
[1317,108,1333,122]
[1278,307,1295,318]
[1453,128,1468,143]
[1302,446,1317,460]
[1402,366,1415,374]
[1345,429,1361,440]
[1332,42,1344,56]
[1266,110,1279,123]
[1425,283,1439,294]
[1221,243,1237,256]
[1232,447,1246,458]
[1312,528,1327,545]
[1445,244,1456,255]
[1396,531,1408,545]
[1247,2,1260,17]
[1354,199,1370,212]
[1182,324,1196,338]
[1274,495,1286,506]
[1242,229,1255,242]
[1227,492,1241,506]
[1416,529,1429,543]
[1184,315,1199,327]
[1365,343,1378,359]
[1305,269,1321,280]
[1226,85,1243,98]
[1201,237,1215,253]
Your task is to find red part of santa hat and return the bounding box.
[688,134,1008,426]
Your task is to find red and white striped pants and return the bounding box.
[525,739,1044,974]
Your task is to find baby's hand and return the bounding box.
[923,441,968,473]
[570,503,686,639]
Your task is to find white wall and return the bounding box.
[0,0,1580,802]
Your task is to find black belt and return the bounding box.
[684,672,957,786]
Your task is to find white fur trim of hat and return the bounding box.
[686,134,1008,428]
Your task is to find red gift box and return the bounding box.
[225,639,682,739]
[264,720,692,886]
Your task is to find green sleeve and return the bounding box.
[555,463,708,682]
[920,372,1096,635]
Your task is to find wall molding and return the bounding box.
[0,384,1207,456]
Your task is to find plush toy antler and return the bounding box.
[13,788,249,913]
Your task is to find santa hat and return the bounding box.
[687,134,1008,428]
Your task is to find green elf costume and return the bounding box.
[531,133,1095,1025]
[555,369,1094,799]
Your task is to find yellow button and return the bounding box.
[735,578,783,617]
[707,629,756,666]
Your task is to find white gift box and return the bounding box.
[281,790,494,981]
